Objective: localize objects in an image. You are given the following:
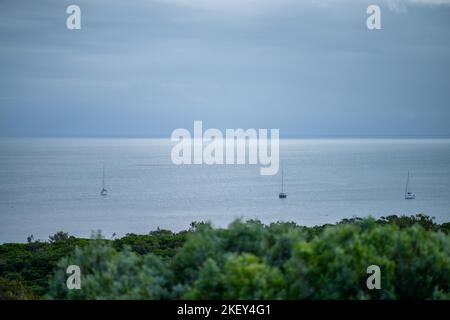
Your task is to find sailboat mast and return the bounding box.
[102,165,105,189]
[281,164,284,193]
[405,171,410,198]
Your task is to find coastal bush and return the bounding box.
[47,236,171,300]
[2,214,449,299]
[113,229,188,258]
[172,219,302,284]
[171,222,223,285]
[45,216,450,300]
[0,229,187,298]
[184,254,286,299]
[265,222,305,268]
[285,219,450,299]
[0,237,88,297]
[48,231,70,243]
[0,278,37,300]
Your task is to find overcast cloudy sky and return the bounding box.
[0,0,449,137]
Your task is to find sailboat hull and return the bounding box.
[279,163,287,199]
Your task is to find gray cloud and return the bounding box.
[0,0,449,137]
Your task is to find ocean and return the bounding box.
[0,138,449,243]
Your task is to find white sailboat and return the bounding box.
[279,163,287,199]
[100,165,108,197]
[404,171,415,200]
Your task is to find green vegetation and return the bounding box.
[0,214,449,300]
[0,236,89,298]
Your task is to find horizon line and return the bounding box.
[1,135,450,140]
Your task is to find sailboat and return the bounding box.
[100,165,108,197]
[279,163,287,199]
[404,171,415,200]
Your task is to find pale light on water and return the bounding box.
[0,138,449,243]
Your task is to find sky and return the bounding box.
[0,0,449,138]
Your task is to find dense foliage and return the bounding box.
[0,236,89,298]
[0,214,449,300]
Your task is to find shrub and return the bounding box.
[49,232,70,243]
[0,278,37,300]
[185,254,285,299]
[285,219,450,299]
[47,237,170,300]
[9,215,449,300]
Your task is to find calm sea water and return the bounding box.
[0,138,449,243]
